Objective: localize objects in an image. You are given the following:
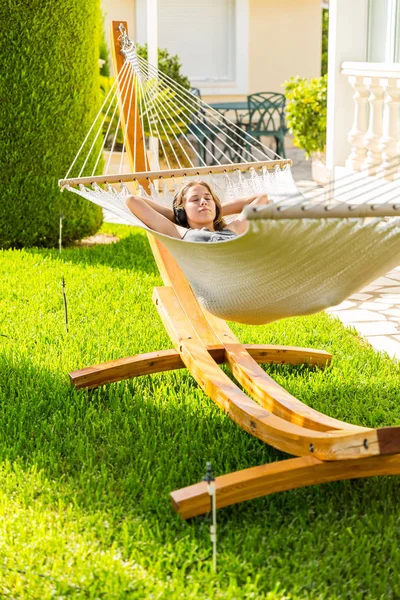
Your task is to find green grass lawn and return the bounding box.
[0,222,400,599]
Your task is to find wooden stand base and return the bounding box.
[69,277,400,518]
[171,454,400,519]
[75,21,400,520]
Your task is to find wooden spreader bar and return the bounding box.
[67,20,400,519]
[247,201,400,220]
[58,159,292,188]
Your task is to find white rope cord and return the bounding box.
[92,65,132,177]
[135,60,173,168]
[137,61,149,165]
[135,73,208,170]
[132,60,200,169]
[136,53,262,161]
[135,53,280,162]
[136,66,176,170]
[83,62,131,178]
[135,56,252,165]
[148,88,206,168]
[135,54,254,165]
[114,62,136,176]
[134,55,231,166]
[139,65,192,170]
[64,61,128,180]
[132,66,138,172]
[133,55,230,166]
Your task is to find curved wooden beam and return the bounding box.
[171,453,400,519]
[203,311,364,433]
[154,285,400,461]
[69,344,331,389]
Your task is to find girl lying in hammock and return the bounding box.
[125,181,270,242]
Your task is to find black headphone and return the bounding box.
[173,205,189,227]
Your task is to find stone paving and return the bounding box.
[288,146,400,360]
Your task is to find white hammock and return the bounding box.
[59,25,400,325]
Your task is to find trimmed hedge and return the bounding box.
[0,0,103,248]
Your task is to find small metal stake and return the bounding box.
[202,462,217,573]
[59,214,64,253]
[61,276,69,333]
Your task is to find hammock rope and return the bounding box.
[59,25,400,325]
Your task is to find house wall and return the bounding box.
[101,0,322,102]
[248,0,322,94]
[102,0,134,48]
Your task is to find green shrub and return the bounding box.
[0,0,104,249]
[135,44,191,91]
[283,74,328,158]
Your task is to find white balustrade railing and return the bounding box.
[341,62,400,180]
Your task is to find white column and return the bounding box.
[147,0,159,170]
[147,0,158,69]
[345,75,368,171]
[378,77,400,180]
[362,77,385,175]
[326,0,369,175]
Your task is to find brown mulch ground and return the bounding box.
[73,233,120,247]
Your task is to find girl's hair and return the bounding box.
[173,180,226,231]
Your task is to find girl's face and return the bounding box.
[183,184,217,229]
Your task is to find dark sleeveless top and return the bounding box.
[181,227,237,243]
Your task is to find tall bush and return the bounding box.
[0,0,103,248]
[135,44,191,90]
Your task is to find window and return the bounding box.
[367,0,400,62]
[135,0,249,95]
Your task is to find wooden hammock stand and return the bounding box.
[69,23,400,519]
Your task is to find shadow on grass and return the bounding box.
[1,350,400,597]
[24,230,159,275]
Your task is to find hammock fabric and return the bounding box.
[60,24,400,325]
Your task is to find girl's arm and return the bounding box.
[136,194,261,222]
[138,196,175,221]
[221,195,259,216]
[227,194,271,235]
[125,195,183,238]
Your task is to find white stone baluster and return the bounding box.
[378,77,400,180]
[362,77,385,175]
[345,75,369,171]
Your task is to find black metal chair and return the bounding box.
[241,92,288,158]
[187,88,247,165]
[187,87,213,165]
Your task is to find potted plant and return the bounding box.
[283,74,329,183]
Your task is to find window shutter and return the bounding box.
[136,0,235,82]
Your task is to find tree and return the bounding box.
[0,0,104,248]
